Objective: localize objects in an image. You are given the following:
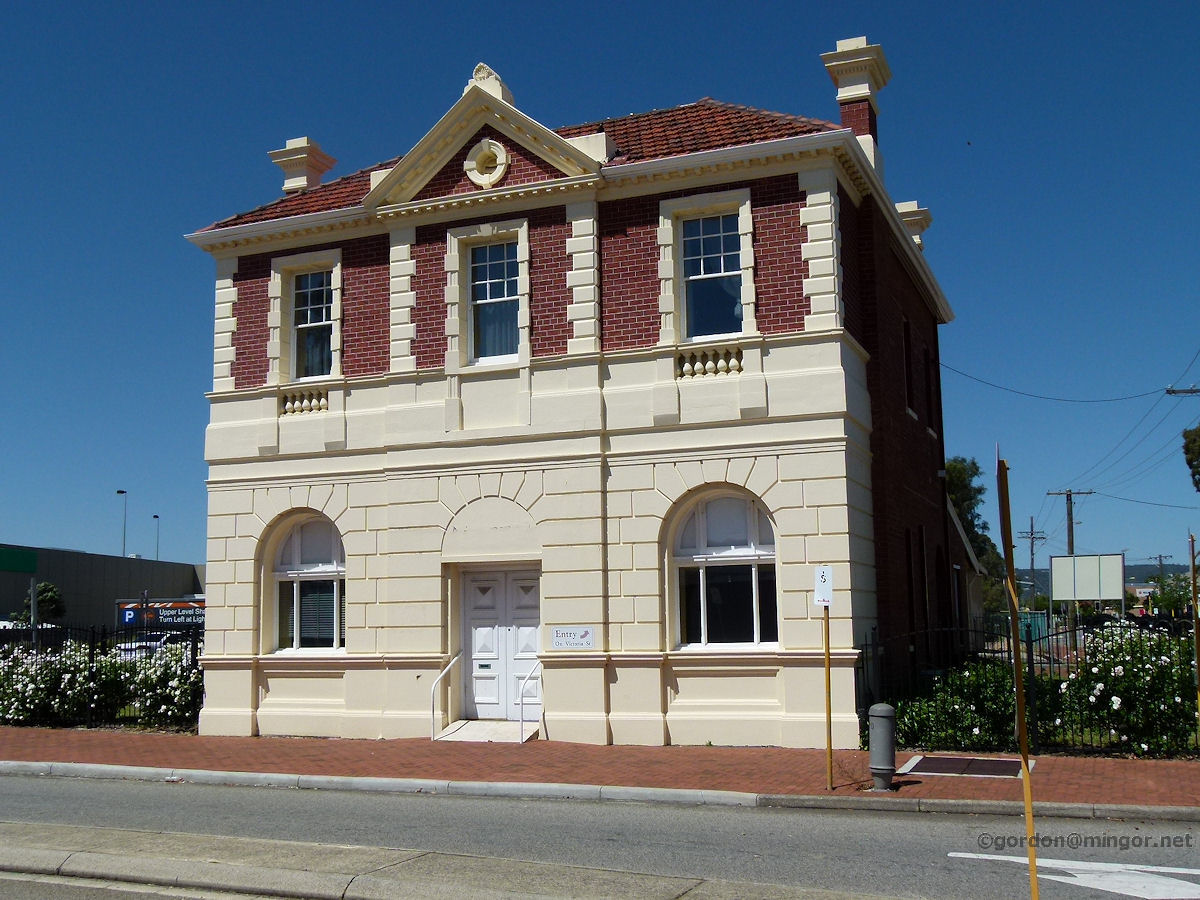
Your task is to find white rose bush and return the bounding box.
[889,621,1198,756]
[1056,623,1196,756]
[0,636,203,730]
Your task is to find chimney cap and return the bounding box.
[896,201,932,251]
[268,136,336,195]
[821,37,891,111]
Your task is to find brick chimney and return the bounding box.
[268,137,336,195]
[821,37,891,171]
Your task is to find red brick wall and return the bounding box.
[411,225,448,370]
[598,194,660,351]
[410,207,570,368]
[231,255,270,389]
[849,196,951,650]
[412,126,564,202]
[341,235,389,377]
[528,208,571,358]
[839,100,877,141]
[598,175,807,350]
[231,236,390,389]
[750,177,807,334]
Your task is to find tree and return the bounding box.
[1185,426,1200,493]
[1147,573,1189,614]
[945,456,1007,612]
[14,582,65,625]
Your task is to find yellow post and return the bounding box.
[1191,535,1199,730]
[825,604,833,791]
[997,457,1039,900]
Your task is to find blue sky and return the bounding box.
[1,1,1197,573]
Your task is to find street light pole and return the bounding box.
[116,490,127,557]
[153,514,160,561]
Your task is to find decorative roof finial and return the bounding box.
[464,62,514,105]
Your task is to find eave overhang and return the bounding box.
[187,127,953,326]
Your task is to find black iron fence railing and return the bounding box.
[0,622,203,728]
[858,616,1199,756]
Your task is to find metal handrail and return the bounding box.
[429,651,463,740]
[518,659,544,743]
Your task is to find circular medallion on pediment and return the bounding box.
[464,138,509,188]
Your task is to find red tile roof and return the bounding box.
[200,99,841,233]
[557,98,839,165]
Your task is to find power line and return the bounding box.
[940,363,1161,403]
[1094,491,1200,510]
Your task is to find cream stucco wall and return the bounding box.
[200,322,873,748]
[198,139,888,748]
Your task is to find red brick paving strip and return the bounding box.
[0,727,1196,808]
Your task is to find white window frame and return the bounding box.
[445,219,529,371]
[671,493,777,649]
[268,249,342,384]
[657,190,757,345]
[271,517,346,653]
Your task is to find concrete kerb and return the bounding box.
[2,761,1199,821]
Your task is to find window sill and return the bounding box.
[465,355,521,374]
[270,647,347,656]
[683,331,744,345]
[672,642,781,653]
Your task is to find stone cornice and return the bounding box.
[373,174,600,223]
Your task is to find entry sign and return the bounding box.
[814,566,833,607]
[551,626,596,650]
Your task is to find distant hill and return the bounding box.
[1015,563,1189,596]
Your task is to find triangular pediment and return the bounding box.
[364,70,603,211]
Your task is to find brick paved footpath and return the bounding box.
[0,726,1196,809]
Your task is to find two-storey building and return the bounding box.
[189,37,960,747]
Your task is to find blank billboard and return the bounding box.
[1050,554,1125,602]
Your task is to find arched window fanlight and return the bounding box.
[674,494,776,646]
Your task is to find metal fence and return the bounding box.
[0,622,202,727]
[858,616,1199,755]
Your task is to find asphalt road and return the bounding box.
[1,775,1197,899]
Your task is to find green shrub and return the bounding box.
[895,659,1017,751]
[1056,623,1197,756]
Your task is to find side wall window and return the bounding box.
[673,493,776,647]
[268,249,342,384]
[272,518,346,651]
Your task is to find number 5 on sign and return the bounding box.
[814,565,833,606]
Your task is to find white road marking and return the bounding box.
[949,852,1200,899]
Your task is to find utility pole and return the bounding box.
[1047,489,1093,649]
[1018,516,1047,620]
[1145,553,1174,613]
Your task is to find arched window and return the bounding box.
[273,518,345,651]
[673,494,776,647]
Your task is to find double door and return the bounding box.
[462,571,541,721]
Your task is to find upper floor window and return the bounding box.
[268,248,341,385]
[658,189,756,345]
[445,219,529,374]
[470,241,519,360]
[673,494,776,647]
[682,214,742,338]
[273,518,345,651]
[293,271,333,378]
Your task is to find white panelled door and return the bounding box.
[463,571,541,721]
